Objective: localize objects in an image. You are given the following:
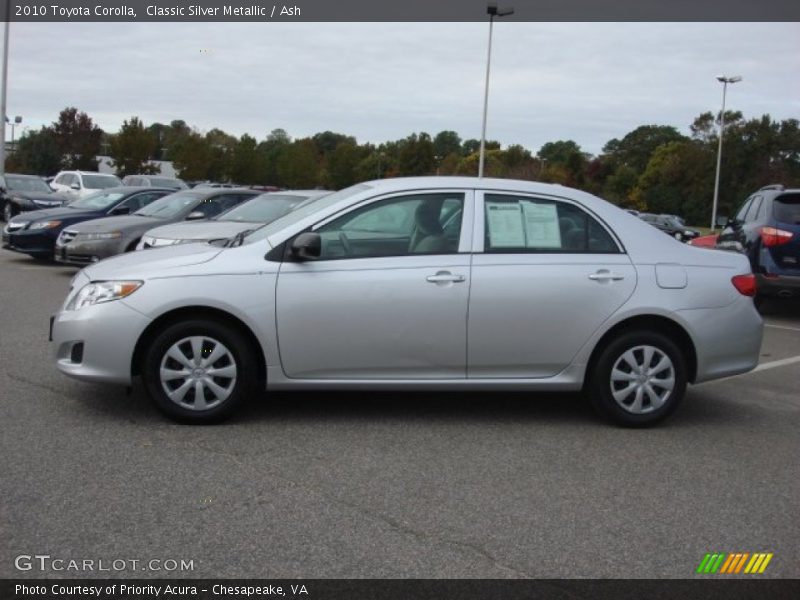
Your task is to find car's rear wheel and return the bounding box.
[142,319,259,424]
[588,330,687,427]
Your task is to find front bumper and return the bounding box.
[51,298,152,385]
[2,227,59,257]
[54,237,125,265]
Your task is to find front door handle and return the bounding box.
[426,271,466,284]
[589,270,625,282]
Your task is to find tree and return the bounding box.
[398,133,435,176]
[277,140,319,188]
[433,130,462,161]
[172,131,213,181]
[229,134,262,185]
[327,142,361,189]
[109,117,159,177]
[604,125,687,174]
[52,107,103,170]
[5,127,61,175]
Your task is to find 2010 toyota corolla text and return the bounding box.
[51,177,763,426]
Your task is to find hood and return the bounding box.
[66,214,159,234]
[82,242,224,280]
[144,220,255,242]
[11,205,99,222]
[12,191,64,206]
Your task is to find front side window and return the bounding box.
[484,194,619,253]
[82,174,121,189]
[745,196,763,222]
[135,192,200,218]
[315,193,464,260]
[6,176,51,193]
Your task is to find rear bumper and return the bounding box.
[679,297,763,384]
[756,273,800,297]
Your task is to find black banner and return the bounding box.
[3,0,800,22]
[3,579,800,600]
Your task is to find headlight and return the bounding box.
[684,231,693,236]
[29,220,62,230]
[78,231,122,240]
[65,281,143,311]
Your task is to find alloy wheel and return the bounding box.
[159,336,238,411]
[609,345,675,414]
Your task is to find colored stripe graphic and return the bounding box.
[697,552,773,574]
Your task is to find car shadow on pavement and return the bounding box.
[757,296,800,317]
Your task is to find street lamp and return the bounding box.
[478,2,514,178]
[0,18,10,175]
[6,115,21,149]
[710,75,742,230]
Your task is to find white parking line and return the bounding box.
[752,354,800,373]
[764,323,800,333]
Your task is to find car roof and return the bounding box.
[181,187,260,198]
[96,186,176,194]
[5,173,45,179]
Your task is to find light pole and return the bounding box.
[711,75,742,230]
[0,17,10,176]
[478,2,513,178]
[7,115,21,149]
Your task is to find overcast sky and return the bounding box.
[3,22,799,155]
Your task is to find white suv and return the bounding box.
[50,171,122,201]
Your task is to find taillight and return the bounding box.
[760,226,793,247]
[731,274,757,297]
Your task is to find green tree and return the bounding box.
[109,117,159,177]
[603,125,688,174]
[229,134,262,185]
[172,131,213,181]
[52,107,103,170]
[5,127,61,175]
[277,140,319,188]
[433,130,462,161]
[398,133,435,176]
[327,142,361,189]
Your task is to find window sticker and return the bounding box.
[521,201,561,248]
[486,202,526,247]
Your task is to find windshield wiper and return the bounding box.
[226,230,253,248]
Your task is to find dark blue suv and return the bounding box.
[716,184,800,302]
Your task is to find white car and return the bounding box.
[50,171,122,202]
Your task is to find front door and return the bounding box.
[276,190,472,379]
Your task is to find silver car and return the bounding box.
[136,190,330,249]
[51,177,763,426]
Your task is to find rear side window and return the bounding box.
[773,194,800,224]
[734,198,752,222]
[484,194,620,254]
[745,196,763,222]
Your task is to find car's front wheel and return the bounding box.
[142,319,259,423]
[588,330,687,427]
[673,232,683,241]
[3,202,14,222]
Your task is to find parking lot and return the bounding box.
[0,246,798,579]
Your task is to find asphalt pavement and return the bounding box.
[0,248,798,579]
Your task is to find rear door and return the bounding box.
[468,191,636,378]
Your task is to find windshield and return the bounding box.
[134,191,200,219]
[69,191,126,210]
[221,193,325,223]
[664,217,683,228]
[82,174,122,189]
[6,176,52,194]
[150,177,187,189]
[244,184,371,244]
[774,194,800,224]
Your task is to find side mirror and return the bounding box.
[291,232,321,260]
[109,206,130,216]
[186,211,206,221]
[70,183,80,191]
[716,216,729,228]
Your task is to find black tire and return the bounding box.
[588,330,687,427]
[3,202,15,222]
[142,319,259,424]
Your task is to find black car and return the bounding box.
[1,173,66,221]
[639,213,700,242]
[2,186,172,259]
[716,184,800,301]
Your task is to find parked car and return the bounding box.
[137,190,330,249]
[2,187,172,260]
[1,173,66,221]
[121,175,188,190]
[688,234,719,248]
[54,188,259,266]
[716,184,800,301]
[639,213,700,242]
[50,171,122,202]
[50,177,762,426]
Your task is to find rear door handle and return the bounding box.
[426,271,466,284]
[589,270,625,282]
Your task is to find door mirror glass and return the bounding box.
[716,215,729,227]
[291,232,322,260]
[186,211,206,221]
[109,206,131,216]
[70,183,81,190]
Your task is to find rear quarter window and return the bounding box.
[773,194,800,224]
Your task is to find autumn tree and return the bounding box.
[52,107,103,170]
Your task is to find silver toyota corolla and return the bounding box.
[51,177,763,426]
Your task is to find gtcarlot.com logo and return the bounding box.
[696,552,773,574]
